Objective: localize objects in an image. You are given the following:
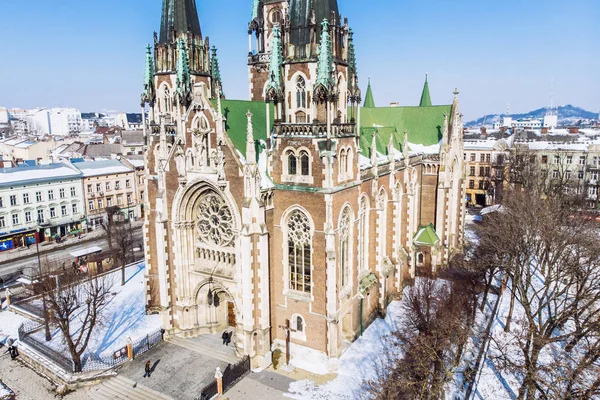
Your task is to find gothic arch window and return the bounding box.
[300,151,309,176]
[163,87,172,113]
[295,110,307,123]
[296,76,307,109]
[270,9,282,24]
[295,315,304,332]
[195,191,235,248]
[287,150,297,175]
[358,195,369,273]
[339,149,347,175]
[417,252,424,266]
[339,206,352,288]
[287,210,312,294]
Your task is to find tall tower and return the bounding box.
[249,0,363,371]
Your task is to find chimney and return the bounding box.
[481,126,487,136]
[569,127,579,134]
[541,127,548,134]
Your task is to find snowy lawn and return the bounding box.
[286,300,405,399]
[29,263,161,358]
[0,306,27,341]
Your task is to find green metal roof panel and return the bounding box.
[213,100,274,157]
[413,224,440,247]
[360,105,451,150]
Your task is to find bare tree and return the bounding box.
[477,162,600,399]
[367,279,473,399]
[100,206,136,285]
[41,267,114,372]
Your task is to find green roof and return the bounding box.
[213,99,274,157]
[413,224,440,247]
[363,77,375,108]
[359,105,451,156]
[419,75,432,107]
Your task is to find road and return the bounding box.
[0,232,144,283]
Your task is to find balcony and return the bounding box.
[274,122,355,138]
[248,53,270,64]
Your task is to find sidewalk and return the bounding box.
[0,221,144,264]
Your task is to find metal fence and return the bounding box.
[18,321,75,372]
[18,321,164,374]
[199,356,251,399]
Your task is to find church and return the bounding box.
[141,0,466,372]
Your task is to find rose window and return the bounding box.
[196,192,235,247]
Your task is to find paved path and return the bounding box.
[0,351,90,400]
[226,370,295,400]
[116,341,229,400]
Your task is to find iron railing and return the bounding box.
[199,356,251,400]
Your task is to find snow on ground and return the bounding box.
[286,300,406,400]
[30,263,161,357]
[474,286,518,400]
[0,306,27,340]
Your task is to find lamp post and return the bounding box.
[36,219,52,341]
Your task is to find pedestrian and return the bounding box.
[144,360,151,378]
[226,331,232,346]
[221,330,228,346]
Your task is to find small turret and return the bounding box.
[363,77,375,108]
[419,74,432,107]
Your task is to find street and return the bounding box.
[0,231,143,283]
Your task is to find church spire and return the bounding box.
[419,74,432,107]
[315,19,334,90]
[266,25,283,94]
[363,77,375,108]
[175,38,191,103]
[246,111,256,164]
[141,44,155,106]
[159,0,202,44]
[211,46,223,97]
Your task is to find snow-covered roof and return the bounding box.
[72,159,132,177]
[0,163,81,187]
[524,141,590,151]
[126,159,145,168]
[408,141,440,155]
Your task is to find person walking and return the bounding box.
[221,330,229,346]
[144,360,151,378]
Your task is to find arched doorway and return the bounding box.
[193,279,239,334]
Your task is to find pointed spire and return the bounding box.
[419,74,432,107]
[266,25,283,93]
[363,76,375,108]
[160,0,202,43]
[251,0,260,20]
[211,46,223,96]
[141,44,155,105]
[347,28,357,78]
[315,19,334,89]
[176,38,191,101]
[246,111,256,163]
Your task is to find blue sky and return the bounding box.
[0,0,598,120]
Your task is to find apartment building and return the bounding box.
[0,163,85,251]
[72,159,138,229]
[464,138,511,206]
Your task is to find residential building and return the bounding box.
[115,113,144,130]
[141,0,466,372]
[464,138,511,206]
[0,163,84,251]
[73,159,138,230]
[30,108,82,136]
